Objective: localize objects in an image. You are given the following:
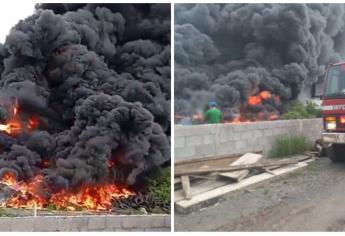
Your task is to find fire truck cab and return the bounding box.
[321,62,345,162]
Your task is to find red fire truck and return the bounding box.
[321,62,345,162]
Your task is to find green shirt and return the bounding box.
[205,108,222,124]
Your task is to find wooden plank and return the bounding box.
[175,159,295,176]
[219,153,263,181]
[175,155,311,176]
[174,179,229,202]
[174,177,181,185]
[175,153,242,166]
[176,161,309,209]
[181,175,192,200]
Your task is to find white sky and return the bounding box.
[0,2,36,43]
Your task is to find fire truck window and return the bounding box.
[326,65,345,95]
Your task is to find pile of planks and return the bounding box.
[174,152,314,211]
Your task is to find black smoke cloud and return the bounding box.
[0,3,170,191]
[175,3,345,119]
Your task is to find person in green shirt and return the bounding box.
[204,101,222,124]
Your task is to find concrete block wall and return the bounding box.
[0,214,170,232]
[175,118,323,162]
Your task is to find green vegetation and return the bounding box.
[0,207,14,217]
[281,101,322,120]
[149,167,171,206]
[269,134,313,158]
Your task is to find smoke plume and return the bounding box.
[0,3,170,192]
[175,3,345,120]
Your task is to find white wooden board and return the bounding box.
[218,153,263,181]
[176,161,309,209]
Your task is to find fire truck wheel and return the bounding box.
[326,144,345,163]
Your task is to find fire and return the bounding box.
[247,90,273,106]
[28,116,40,131]
[248,95,262,106]
[1,172,17,186]
[229,90,280,123]
[192,112,203,121]
[0,103,41,135]
[0,173,134,211]
[0,121,22,135]
[50,184,133,211]
[0,101,134,212]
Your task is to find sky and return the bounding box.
[0,2,36,43]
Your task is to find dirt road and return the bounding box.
[175,158,345,231]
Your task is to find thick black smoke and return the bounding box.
[175,3,345,120]
[0,3,170,191]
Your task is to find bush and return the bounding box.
[149,167,170,206]
[281,101,322,120]
[269,135,313,158]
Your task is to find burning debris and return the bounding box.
[0,3,170,212]
[175,4,345,123]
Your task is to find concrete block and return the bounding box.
[88,216,106,231]
[34,217,58,232]
[186,135,203,146]
[146,227,169,231]
[233,124,246,132]
[235,140,247,151]
[194,124,217,135]
[240,130,252,140]
[216,141,236,156]
[121,216,151,229]
[195,144,214,157]
[247,138,263,151]
[203,134,214,144]
[57,217,71,231]
[247,122,260,131]
[219,130,230,143]
[174,125,194,137]
[164,217,171,227]
[11,217,34,232]
[272,128,282,136]
[263,129,273,137]
[174,146,196,160]
[257,121,270,129]
[150,215,166,228]
[176,124,216,137]
[69,217,88,231]
[252,130,262,139]
[174,137,185,148]
[106,216,122,230]
[0,217,12,231]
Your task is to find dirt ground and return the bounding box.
[175,157,345,231]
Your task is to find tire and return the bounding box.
[326,144,345,162]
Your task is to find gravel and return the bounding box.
[175,157,345,231]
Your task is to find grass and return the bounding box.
[281,101,322,120]
[269,134,313,158]
[149,167,170,204]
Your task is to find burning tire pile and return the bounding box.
[0,3,171,213]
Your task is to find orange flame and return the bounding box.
[0,121,22,135]
[227,91,280,123]
[0,103,41,135]
[259,91,272,100]
[0,173,134,211]
[247,90,273,106]
[248,95,262,106]
[28,117,40,131]
[1,172,17,186]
